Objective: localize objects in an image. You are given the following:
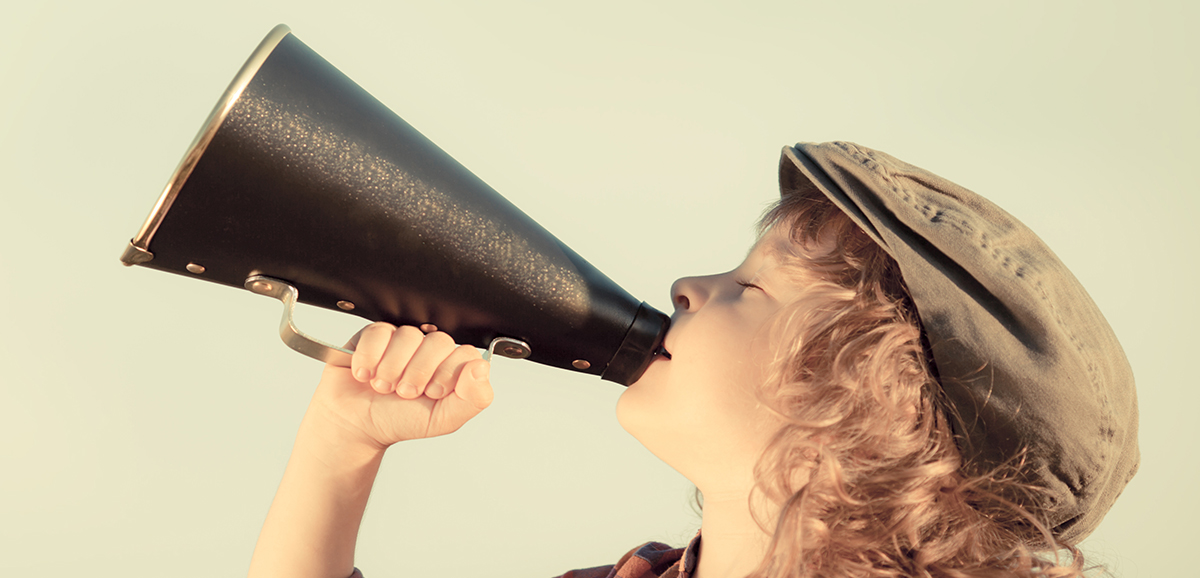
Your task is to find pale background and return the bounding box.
[1,1,1195,576]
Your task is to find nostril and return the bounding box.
[675,294,690,310]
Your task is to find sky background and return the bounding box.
[1,1,1196,576]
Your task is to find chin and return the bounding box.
[614,379,666,449]
[615,374,679,453]
[614,385,642,438]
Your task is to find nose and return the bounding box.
[670,276,708,313]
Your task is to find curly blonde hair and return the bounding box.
[745,188,1087,578]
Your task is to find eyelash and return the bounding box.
[736,279,762,291]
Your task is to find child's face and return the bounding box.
[616,226,805,493]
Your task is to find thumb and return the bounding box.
[429,359,493,436]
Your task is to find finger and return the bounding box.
[456,359,494,409]
[425,345,483,400]
[428,359,493,437]
[372,325,425,394]
[396,331,456,399]
[349,323,395,384]
[343,325,367,349]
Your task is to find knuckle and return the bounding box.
[457,344,483,359]
[358,324,396,350]
[395,325,425,341]
[402,363,433,380]
[425,331,456,348]
[366,321,397,334]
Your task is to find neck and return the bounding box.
[693,490,773,578]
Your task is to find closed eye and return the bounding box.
[736,279,762,291]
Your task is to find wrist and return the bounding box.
[295,409,389,471]
[249,407,384,578]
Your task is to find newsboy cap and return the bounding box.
[779,142,1138,542]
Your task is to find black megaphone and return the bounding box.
[120,25,669,386]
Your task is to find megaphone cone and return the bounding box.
[121,25,669,386]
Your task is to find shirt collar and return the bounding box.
[675,531,701,578]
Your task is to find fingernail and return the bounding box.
[426,384,444,398]
[472,364,488,380]
[355,368,371,381]
[398,382,417,398]
[371,379,392,393]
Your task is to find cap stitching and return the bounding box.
[837,143,1101,394]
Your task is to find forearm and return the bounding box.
[248,413,386,578]
[247,326,493,578]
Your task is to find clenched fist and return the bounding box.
[305,323,493,451]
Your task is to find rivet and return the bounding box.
[420,323,438,333]
[249,280,274,294]
[572,359,591,370]
[337,300,355,311]
[185,262,206,274]
[502,345,522,356]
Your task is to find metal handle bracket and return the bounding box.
[483,337,531,362]
[245,275,533,368]
[245,275,353,367]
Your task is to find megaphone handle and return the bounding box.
[244,275,534,369]
[245,275,354,367]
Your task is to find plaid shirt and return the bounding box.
[346,533,699,578]
[555,533,699,578]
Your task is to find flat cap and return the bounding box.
[779,142,1138,542]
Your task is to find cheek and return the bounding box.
[615,307,780,447]
[684,313,774,389]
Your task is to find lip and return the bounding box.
[654,343,672,360]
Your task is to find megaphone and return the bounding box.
[120,24,669,386]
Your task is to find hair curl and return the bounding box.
[743,188,1087,578]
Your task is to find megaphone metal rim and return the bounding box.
[120,24,294,267]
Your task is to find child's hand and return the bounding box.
[305,322,493,451]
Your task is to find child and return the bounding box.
[246,142,1137,578]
